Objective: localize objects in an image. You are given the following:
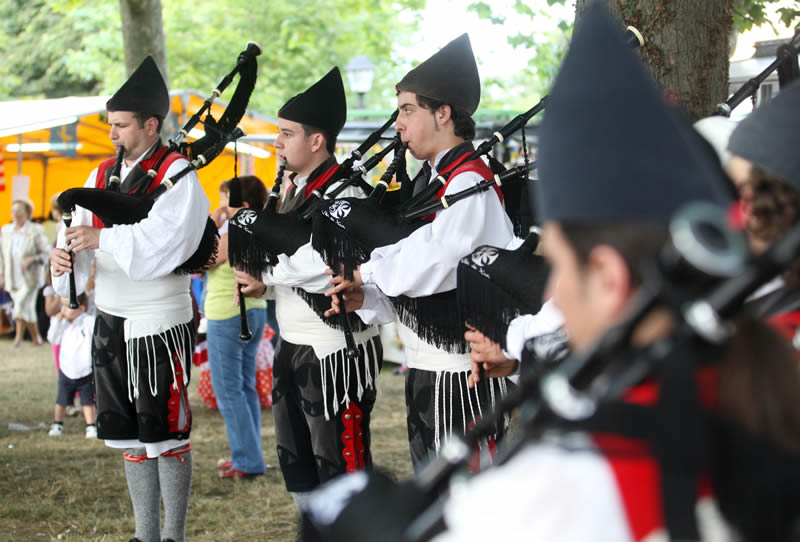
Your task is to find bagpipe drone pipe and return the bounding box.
[58,43,260,308]
[714,25,800,117]
[302,199,800,542]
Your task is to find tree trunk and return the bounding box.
[119,0,169,83]
[575,0,734,122]
[118,0,177,136]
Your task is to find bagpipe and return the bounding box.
[225,113,401,356]
[310,25,645,279]
[58,43,260,308]
[226,114,401,276]
[302,199,800,542]
[455,228,550,348]
[714,25,800,117]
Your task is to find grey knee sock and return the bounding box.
[123,448,161,542]
[291,491,312,513]
[158,446,193,542]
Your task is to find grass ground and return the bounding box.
[0,336,413,541]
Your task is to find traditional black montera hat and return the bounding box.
[279,67,347,138]
[536,2,732,224]
[728,79,800,191]
[396,33,481,115]
[106,56,170,119]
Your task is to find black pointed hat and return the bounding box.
[106,56,170,118]
[396,33,481,115]
[728,79,800,191]
[279,67,347,138]
[536,3,732,224]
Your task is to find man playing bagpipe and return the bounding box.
[233,68,384,510]
[303,4,800,542]
[326,34,516,470]
[428,6,800,541]
[50,57,209,542]
[725,80,800,341]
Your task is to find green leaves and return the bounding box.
[0,0,424,115]
[733,0,800,32]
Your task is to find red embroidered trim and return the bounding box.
[167,349,191,434]
[123,451,156,463]
[160,442,192,462]
[304,162,341,198]
[465,419,498,473]
[340,403,366,472]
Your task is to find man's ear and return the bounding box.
[145,116,159,137]
[436,104,452,125]
[309,132,325,153]
[586,244,633,318]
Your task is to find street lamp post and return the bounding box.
[345,55,375,111]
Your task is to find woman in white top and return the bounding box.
[0,199,50,346]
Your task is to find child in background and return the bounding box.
[47,293,97,438]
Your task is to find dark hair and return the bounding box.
[75,293,89,308]
[718,318,800,453]
[220,176,268,210]
[745,166,800,287]
[414,95,476,141]
[560,221,669,286]
[132,112,164,134]
[302,124,336,154]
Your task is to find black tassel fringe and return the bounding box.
[457,262,540,349]
[311,213,371,280]
[175,217,220,275]
[228,219,277,277]
[294,289,370,332]
[389,291,469,355]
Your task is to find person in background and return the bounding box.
[205,175,269,479]
[0,199,50,347]
[47,293,97,438]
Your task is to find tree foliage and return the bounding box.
[467,0,800,111]
[467,0,572,108]
[0,0,424,115]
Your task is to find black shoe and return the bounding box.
[129,539,143,542]
[162,539,176,542]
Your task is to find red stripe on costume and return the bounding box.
[593,433,663,541]
[593,368,720,541]
[433,153,503,202]
[621,367,719,410]
[768,311,800,343]
[420,153,502,221]
[92,147,185,229]
[304,163,341,198]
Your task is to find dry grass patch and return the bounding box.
[0,337,412,541]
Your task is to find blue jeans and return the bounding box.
[206,309,267,474]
